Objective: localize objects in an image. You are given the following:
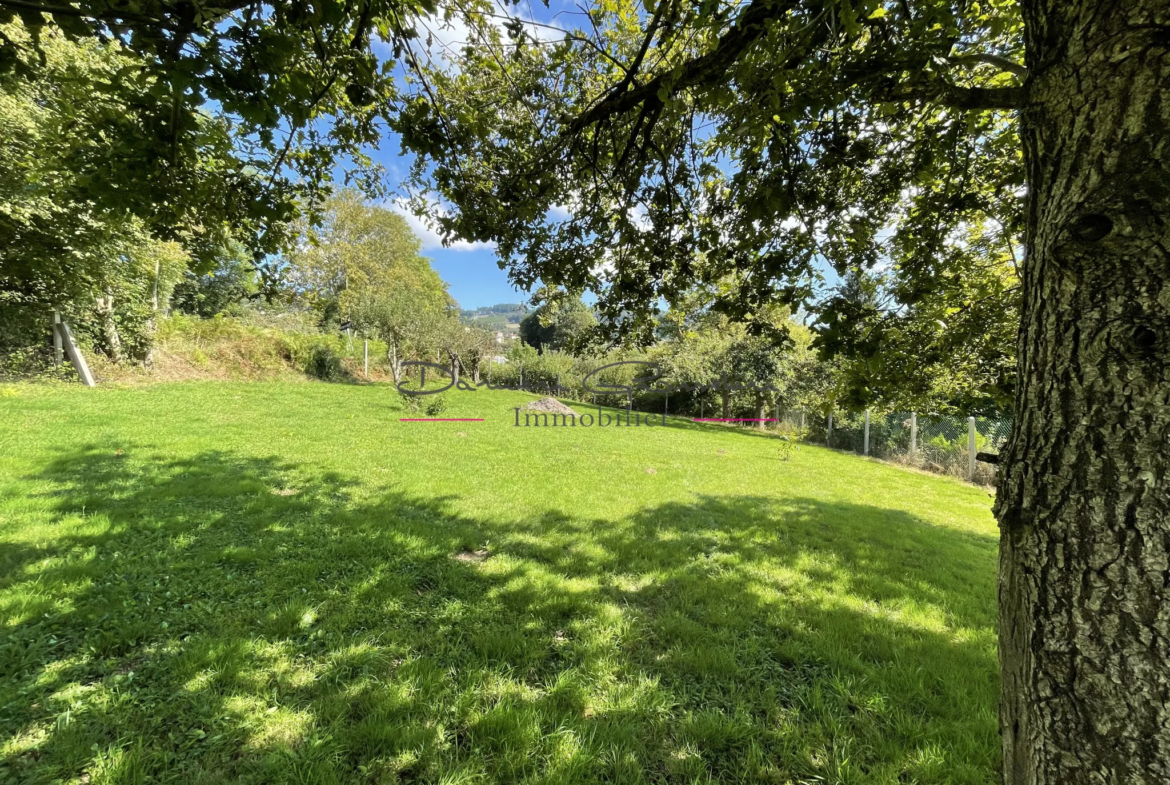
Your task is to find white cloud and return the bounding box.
[388,197,495,252]
[627,204,651,231]
[591,258,616,279]
[404,8,566,72]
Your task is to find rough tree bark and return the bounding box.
[95,293,123,363]
[995,1,1170,782]
[143,259,161,368]
[386,343,402,385]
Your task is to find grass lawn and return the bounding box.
[0,381,1000,784]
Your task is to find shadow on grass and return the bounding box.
[0,447,999,785]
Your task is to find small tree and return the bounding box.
[519,290,598,355]
[350,290,445,386]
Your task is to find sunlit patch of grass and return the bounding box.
[0,381,1000,783]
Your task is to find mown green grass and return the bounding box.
[0,381,1000,784]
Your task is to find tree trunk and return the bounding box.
[755,397,767,429]
[996,3,1170,782]
[143,259,161,368]
[721,390,730,420]
[387,344,401,385]
[95,293,123,363]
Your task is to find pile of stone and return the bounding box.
[524,397,579,416]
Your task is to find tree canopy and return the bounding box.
[0,0,440,296]
[393,0,1024,411]
[518,291,598,355]
[280,188,452,380]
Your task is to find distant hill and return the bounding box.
[460,303,527,330]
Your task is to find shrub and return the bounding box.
[398,391,422,413]
[305,344,344,381]
[425,394,448,416]
[277,332,349,381]
[777,436,796,461]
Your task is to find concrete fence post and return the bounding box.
[910,412,917,459]
[363,340,369,378]
[864,409,871,456]
[827,413,833,446]
[968,416,977,480]
[55,318,95,387]
[53,311,63,367]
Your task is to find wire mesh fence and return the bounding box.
[778,408,1012,485]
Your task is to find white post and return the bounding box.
[910,412,917,459]
[800,410,805,431]
[363,340,369,378]
[968,416,977,480]
[52,311,63,366]
[827,413,833,446]
[864,409,871,456]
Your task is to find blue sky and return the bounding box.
[371,137,524,311]
[427,255,521,309]
[363,4,586,311]
[377,155,522,309]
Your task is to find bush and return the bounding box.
[425,394,447,416]
[277,332,350,381]
[398,390,422,413]
[171,256,256,318]
[305,344,344,381]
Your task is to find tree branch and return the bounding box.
[948,53,1029,79]
[0,0,172,26]
[934,84,1026,110]
[883,78,1025,110]
[565,0,800,134]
